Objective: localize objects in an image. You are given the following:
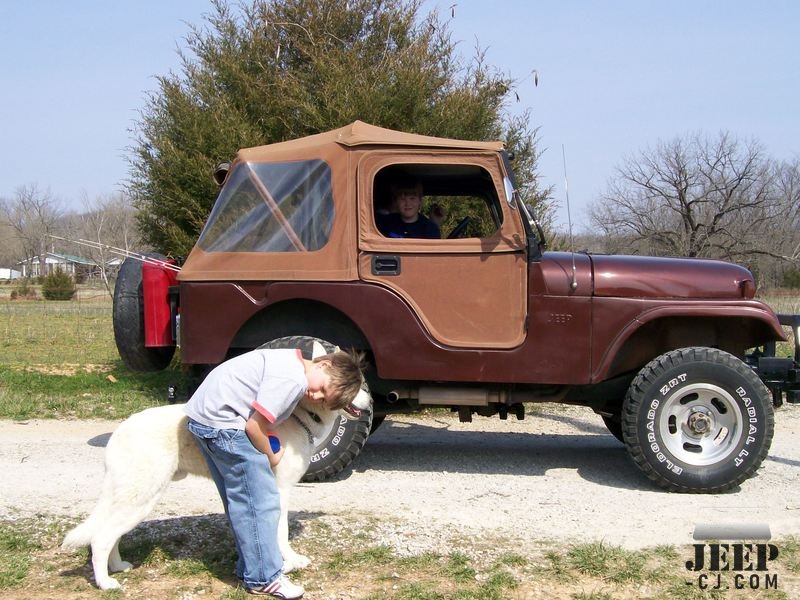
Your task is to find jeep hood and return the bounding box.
[590,255,756,299]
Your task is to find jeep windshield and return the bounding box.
[196,160,334,253]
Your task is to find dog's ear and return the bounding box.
[311,341,327,359]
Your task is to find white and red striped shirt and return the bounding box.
[185,348,307,429]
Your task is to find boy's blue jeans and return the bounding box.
[187,418,283,588]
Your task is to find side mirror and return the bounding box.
[213,162,230,186]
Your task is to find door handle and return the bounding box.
[372,255,401,276]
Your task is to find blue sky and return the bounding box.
[1,1,797,229]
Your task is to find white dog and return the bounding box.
[62,342,371,591]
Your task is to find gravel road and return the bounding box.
[2,405,799,554]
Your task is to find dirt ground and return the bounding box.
[2,404,799,555]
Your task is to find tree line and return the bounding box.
[586,133,800,288]
[0,185,140,296]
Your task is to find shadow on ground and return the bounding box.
[60,511,321,589]
[349,416,658,492]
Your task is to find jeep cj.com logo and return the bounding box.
[686,523,780,592]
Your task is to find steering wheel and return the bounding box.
[447,216,472,239]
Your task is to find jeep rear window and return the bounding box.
[197,160,334,253]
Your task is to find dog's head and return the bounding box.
[311,340,372,420]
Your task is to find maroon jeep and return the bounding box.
[114,121,800,492]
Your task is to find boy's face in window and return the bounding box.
[396,187,421,223]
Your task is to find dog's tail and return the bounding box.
[61,481,113,549]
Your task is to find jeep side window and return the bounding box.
[197,160,334,252]
[373,164,502,240]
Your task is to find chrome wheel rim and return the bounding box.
[658,383,744,466]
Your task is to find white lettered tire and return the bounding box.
[621,347,774,493]
[257,335,372,482]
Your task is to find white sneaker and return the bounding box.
[247,574,304,599]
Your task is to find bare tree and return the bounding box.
[773,158,800,262]
[590,133,799,267]
[0,184,64,277]
[0,210,19,269]
[74,192,141,297]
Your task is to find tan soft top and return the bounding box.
[181,122,508,283]
[237,120,504,162]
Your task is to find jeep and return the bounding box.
[113,121,800,492]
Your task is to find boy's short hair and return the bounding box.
[390,178,422,198]
[314,350,366,410]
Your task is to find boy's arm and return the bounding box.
[245,411,284,467]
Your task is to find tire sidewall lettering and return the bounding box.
[258,336,372,480]
[640,363,765,479]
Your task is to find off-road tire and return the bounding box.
[622,347,774,493]
[601,414,624,444]
[257,335,372,482]
[113,254,175,371]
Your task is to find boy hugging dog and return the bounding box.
[63,344,366,599]
[184,348,364,598]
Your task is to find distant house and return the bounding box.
[16,252,97,280]
[0,268,22,280]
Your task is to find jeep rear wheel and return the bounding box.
[113,254,175,371]
[622,347,774,493]
[257,335,372,482]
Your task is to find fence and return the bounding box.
[0,294,118,367]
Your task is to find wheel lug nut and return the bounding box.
[688,411,711,433]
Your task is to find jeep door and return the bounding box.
[357,152,527,349]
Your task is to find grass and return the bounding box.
[0,363,186,420]
[2,514,798,599]
[0,297,117,366]
[0,296,190,419]
[0,526,37,588]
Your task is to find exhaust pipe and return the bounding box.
[386,387,510,406]
[385,387,568,406]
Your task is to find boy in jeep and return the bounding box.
[377,178,441,239]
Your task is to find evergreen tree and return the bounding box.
[41,268,76,301]
[129,0,548,254]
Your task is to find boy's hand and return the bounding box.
[270,445,285,467]
[245,412,283,468]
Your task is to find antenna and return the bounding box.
[47,235,182,272]
[561,145,578,291]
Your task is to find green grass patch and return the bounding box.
[0,299,117,366]
[325,544,395,572]
[567,541,675,586]
[0,524,37,588]
[571,593,615,600]
[0,298,193,420]
[0,364,187,420]
[545,548,572,581]
[445,551,476,583]
[779,536,800,574]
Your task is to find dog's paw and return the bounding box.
[283,553,311,573]
[96,576,122,591]
[109,560,132,573]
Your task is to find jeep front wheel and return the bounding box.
[257,335,373,482]
[621,347,774,493]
